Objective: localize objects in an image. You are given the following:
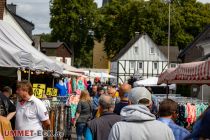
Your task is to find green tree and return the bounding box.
[50,0,98,67]
[96,0,210,59]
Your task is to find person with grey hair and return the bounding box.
[108,87,175,140]
[85,94,121,140]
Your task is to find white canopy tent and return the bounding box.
[0,21,62,74]
[55,61,84,73]
[84,71,116,78]
[134,77,176,90]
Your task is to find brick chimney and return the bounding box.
[0,0,6,20]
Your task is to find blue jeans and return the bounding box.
[76,122,87,140]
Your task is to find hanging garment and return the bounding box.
[59,105,64,133]
[186,103,196,125]
[175,105,188,128]
[77,80,85,91]
[71,104,77,119]
[55,82,67,96]
[67,80,72,95]
[55,106,59,140]
[84,79,88,89]
[49,109,55,140]
[72,78,77,92]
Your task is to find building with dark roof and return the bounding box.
[0,1,34,44]
[7,3,34,38]
[178,25,210,63]
[41,42,73,66]
[110,33,179,84]
[178,25,210,101]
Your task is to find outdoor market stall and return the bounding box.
[158,60,210,128]
[158,60,210,84]
[0,20,63,74]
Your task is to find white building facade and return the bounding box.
[110,34,179,84]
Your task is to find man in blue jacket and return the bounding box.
[158,99,190,140]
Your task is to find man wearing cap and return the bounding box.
[108,87,175,140]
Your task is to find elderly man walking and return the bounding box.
[108,87,175,140]
[86,94,121,140]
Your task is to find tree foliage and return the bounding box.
[49,0,210,65]
[50,0,98,67]
[96,0,210,59]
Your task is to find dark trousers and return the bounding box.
[76,122,87,140]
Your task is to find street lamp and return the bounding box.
[167,0,171,68]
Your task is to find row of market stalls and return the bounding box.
[0,20,116,80]
[0,18,119,139]
[0,21,62,75]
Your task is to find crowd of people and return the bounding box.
[74,84,210,140]
[0,80,210,140]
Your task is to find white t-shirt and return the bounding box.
[15,95,49,140]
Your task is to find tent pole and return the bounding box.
[201,85,203,102]
[166,82,169,99]
[28,69,31,82]
[52,77,55,88]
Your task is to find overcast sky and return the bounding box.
[7,0,209,35]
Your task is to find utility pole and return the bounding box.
[168,0,171,69]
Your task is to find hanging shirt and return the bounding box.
[55,83,67,96]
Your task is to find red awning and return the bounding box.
[158,60,210,84]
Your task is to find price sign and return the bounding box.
[33,88,44,98]
[46,88,58,97]
[33,84,46,98]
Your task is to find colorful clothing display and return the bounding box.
[176,103,208,128]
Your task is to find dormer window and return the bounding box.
[150,47,155,54]
[134,46,138,54]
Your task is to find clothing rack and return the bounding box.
[41,96,72,140]
[156,96,209,104]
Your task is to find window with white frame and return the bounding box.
[153,62,158,69]
[134,46,138,54]
[170,63,176,68]
[138,62,143,69]
[130,61,135,69]
[150,47,155,54]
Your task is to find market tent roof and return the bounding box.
[55,61,84,73]
[84,71,116,78]
[134,77,176,90]
[158,68,177,84]
[63,70,82,76]
[0,21,62,73]
[158,60,210,84]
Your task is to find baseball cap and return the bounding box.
[128,87,152,106]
